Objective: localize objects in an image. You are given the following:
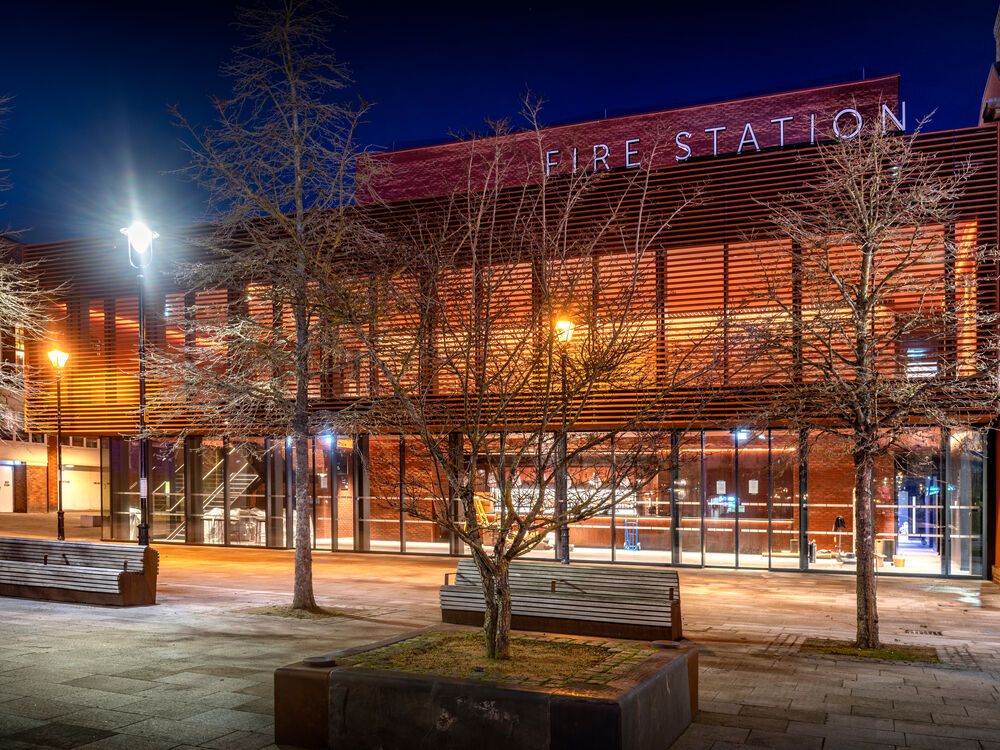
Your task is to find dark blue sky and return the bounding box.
[3,0,998,243]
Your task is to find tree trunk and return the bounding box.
[479,556,512,660]
[291,295,316,610]
[853,448,879,648]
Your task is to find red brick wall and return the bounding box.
[45,438,57,513]
[27,465,48,513]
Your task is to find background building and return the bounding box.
[13,74,1000,581]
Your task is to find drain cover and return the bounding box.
[902,629,942,636]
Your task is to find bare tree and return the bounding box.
[342,103,722,659]
[742,121,999,648]
[0,96,52,437]
[150,0,369,609]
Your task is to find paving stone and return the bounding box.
[155,672,258,692]
[902,732,981,749]
[700,710,788,732]
[233,682,273,699]
[10,683,145,710]
[669,723,750,749]
[7,721,115,749]
[116,717,233,745]
[115,698,208,721]
[743,728,822,749]
[699,700,743,716]
[201,729,275,749]
[786,720,905,745]
[826,713,896,731]
[63,675,162,695]
[739,704,827,724]
[850,704,933,723]
[231,697,272,715]
[895,719,1000,743]
[186,707,273,732]
[0,696,81,721]
[76,733,178,750]
[0,713,46,737]
[135,684,258,708]
[54,708,144,731]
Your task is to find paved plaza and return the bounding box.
[0,514,998,749]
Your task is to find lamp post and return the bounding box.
[554,317,574,564]
[48,349,68,540]
[120,221,157,546]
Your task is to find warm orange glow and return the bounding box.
[554,318,574,343]
[47,349,68,369]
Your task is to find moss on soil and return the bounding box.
[342,631,618,683]
[801,638,939,663]
[242,605,345,620]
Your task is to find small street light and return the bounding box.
[120,220,157,546]
[554,318,575,343]
[47,349,68,541]
[554,316,574,564]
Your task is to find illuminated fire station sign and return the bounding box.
[365,76,904,204]
[543,102,906,176]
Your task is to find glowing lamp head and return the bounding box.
[48,349,68,369]
[121,220,157,254]
[554,318,575,343]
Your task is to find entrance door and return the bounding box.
[737,431,770,568]
[0,466,12,512]
[331,436,355,550]
[703,431,736,566]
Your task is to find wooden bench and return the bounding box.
[0,537,159,606]
[440,558,682,641]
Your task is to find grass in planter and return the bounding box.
[801,638,939,663]
[242,605,346,620]
[342,631,617,683]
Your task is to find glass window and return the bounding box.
[227,438,267,546]
[402,436,451,554]
[611,432,671,565]
[947,430,985,576]
[367,435,402,553]
[769,431,801,569]
[806,432,856,570]
[187,437,225,544]
[151,441,185,543]
[676,431,703,566]
[737,430,769,569]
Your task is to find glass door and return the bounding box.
[332,436,355,550]
[313,437,333,549]
[736,430,769,568]
[676,432,703,565]
[704,431,736,566]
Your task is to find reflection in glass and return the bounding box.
[151,441,185,542]
[188,437,225,544]
[704,432,735,565]
[227,438,267,546]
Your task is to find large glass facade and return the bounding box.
[99,427,990,578]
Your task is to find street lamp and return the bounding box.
[554,317,574,564]
[47,349,68,541]
[120,220,158,546]
[554,318,575,344]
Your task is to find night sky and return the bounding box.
[3,0,998,244]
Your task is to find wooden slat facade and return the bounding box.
[21,124,1000,437]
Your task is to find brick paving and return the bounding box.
[0,512,997,748]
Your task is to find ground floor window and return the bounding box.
[99,427,988,577]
